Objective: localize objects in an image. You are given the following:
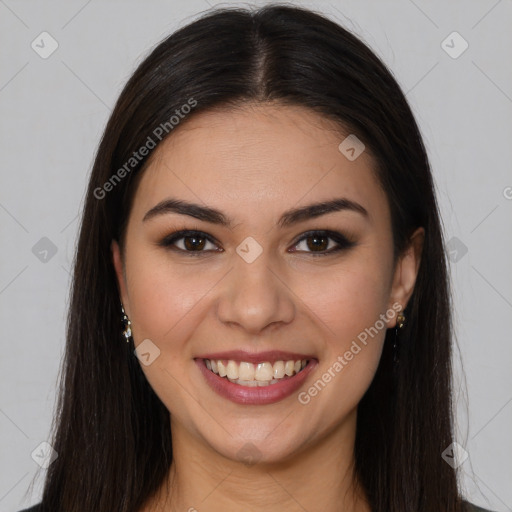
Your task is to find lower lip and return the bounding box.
[195,358,318,405]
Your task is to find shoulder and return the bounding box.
[17,504,42,512]
[463,499,497,512]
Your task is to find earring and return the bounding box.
[393,311,406,365]
[121,303,132,343]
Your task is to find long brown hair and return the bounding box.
[31,4,465,511]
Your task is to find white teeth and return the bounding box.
[255,362,273,381]
[239,362,255,380]
[228,378,259,387]
[205,358,309,386]
[217,360,227,377]
[273,360,285,379]
[226,360,238,379]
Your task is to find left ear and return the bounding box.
[386,227,425,328]
[111,239,130,316]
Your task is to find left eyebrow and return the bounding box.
[142,197,369,228]
[277,197,369,228]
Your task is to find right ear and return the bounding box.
[111,240,129,315]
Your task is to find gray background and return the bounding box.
[1,1,511,511]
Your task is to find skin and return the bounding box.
[112,102,424,512]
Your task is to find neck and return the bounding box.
[145,408,370,512]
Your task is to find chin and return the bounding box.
[203,429,305,467]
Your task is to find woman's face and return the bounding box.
[112,103,423,464]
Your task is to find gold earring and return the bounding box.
[396,311,406,329]
[393,310,406,366]
[121,304,132,342]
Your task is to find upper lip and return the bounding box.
[195,350,316,364]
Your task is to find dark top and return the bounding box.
[17,500,497,511]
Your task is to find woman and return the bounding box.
[19,4,496,512]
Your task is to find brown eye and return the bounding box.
[291,230,356,256]
[159,230,220,255]
[304,234,330,252]
[182,234,207,251]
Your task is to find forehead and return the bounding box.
[130,103,388,227]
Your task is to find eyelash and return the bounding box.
[157,229,356,257]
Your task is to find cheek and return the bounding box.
[125,249,215,347]
[124,251,216,414]
[294,274,388,426]
[295,259,391,348]
[292,256,391,407]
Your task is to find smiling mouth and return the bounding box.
[202,358,309,387]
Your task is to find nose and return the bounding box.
[216,243,296,335]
